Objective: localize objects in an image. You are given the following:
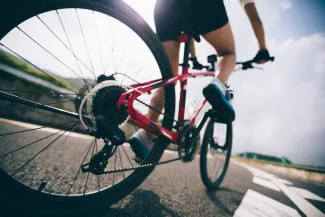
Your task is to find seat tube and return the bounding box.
[178,36,191,121]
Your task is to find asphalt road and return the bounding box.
[0,118,324,217]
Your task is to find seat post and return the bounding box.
[182,35,192,67]
[178,34,192,68]
[182,35,191,67]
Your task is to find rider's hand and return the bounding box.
[253,49,271,64]
[190,57,204,70]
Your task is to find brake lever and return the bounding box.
[241,61,253,70]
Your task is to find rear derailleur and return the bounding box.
[81,115,127,175]
[81,139,116,175]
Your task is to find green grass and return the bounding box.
[0,49,73,90]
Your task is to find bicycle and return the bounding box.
[0,0,274,216]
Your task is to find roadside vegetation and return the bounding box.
[0,48,73,89]
[236,152,325,170]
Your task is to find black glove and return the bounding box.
[190,57,204,70]
[253,49,271,64]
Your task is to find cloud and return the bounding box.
[279,0,293,10]
[231,33,325,166]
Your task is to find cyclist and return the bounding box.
[190,0,271,69]
[129,0,272,162]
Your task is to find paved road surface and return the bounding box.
[0,118,324,217]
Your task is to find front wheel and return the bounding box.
[200,120,232,189]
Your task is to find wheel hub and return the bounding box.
[77,76,129,142]
[83,79,128,130]
[91,85,128,126]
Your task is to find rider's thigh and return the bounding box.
[162,41,181,76]
[202,22,236,57]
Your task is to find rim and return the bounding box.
[0,7,169,197]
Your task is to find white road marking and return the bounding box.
[0,118,93,140]
[290,187,325,202]
[278,178,293,186]
[234,189,301,217]
[272,178,325,217]
[234,161,325,217]
[253,176,281,192]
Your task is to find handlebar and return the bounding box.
[236,56,275,70]
[190,55,275,72]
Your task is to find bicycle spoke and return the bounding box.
[129,64,144,82]
[112,149,117,185]
[116,53,125,72]
[108,16,117,73]
[39,13,92,78]
[121,144,134,168]
[54,12,92,90]
[49,139,95,193]
[118,62,132,85]
[92,11,105,73]
[0,127,64,159]
[83,140,96,195]
[0,99,73,112]
[0,120,77,137]
[16,27,91,89]
[75,9,96,80]
[0,89,77,95]
[103,44,115,75]
[0,43,78,94]
[0,57,75,101]
[116,56,133,85]
[212,157,222,180]
[114,72,142,86]
[10,125,74,177]
[118,146,125,179]
[28,123,80,187]
[95,140,100,192]
[67,139,94,195]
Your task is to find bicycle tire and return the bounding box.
[200,119,232,189]
[0,0,175,216]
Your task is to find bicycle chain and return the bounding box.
[135,98,179,124]
[103,157,180,174]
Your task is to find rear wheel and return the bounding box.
[0,0,175,216]
[200,119,232,189]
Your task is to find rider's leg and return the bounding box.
[128,41,180,161]
[148,41,180,122]
[201,22,236,120]
[202,22,236,84]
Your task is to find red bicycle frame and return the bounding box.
[117,34,215,144]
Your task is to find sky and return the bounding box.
[1,0,324,166]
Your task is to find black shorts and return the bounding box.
[154,0,229,42]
